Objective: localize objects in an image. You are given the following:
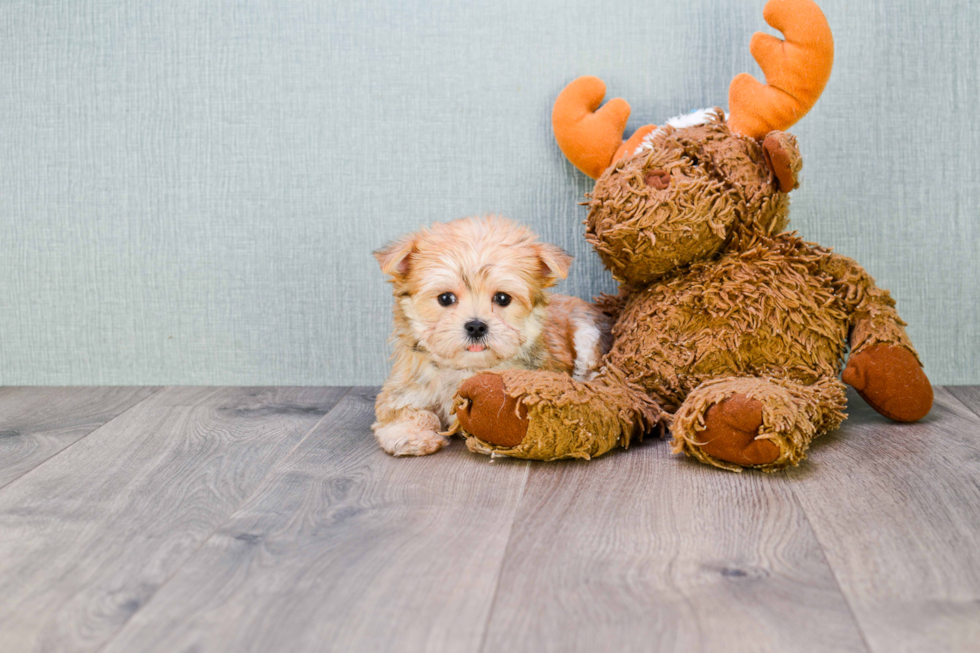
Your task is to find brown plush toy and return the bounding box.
[453,0,933,471]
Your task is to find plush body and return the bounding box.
[454,0,932,471]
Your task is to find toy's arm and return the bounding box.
[823,253,916,356]
[453,367,666,461]
[823,253,932,422]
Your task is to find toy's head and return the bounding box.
[553,0,833,285]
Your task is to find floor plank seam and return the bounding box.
[475,459,532,653]
[90,386,354,653]
[787,482,876,653]
[943,387,980,424]
[0,386,166,493]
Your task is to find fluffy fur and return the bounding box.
[372,216,609,456]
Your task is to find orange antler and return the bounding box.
[552,76,631,179]
[728,0,834,139]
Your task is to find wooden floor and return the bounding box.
[0,386,978,653]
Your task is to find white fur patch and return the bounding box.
[373,415,447,457]
[634,108,721,156]
[571,318,602,381]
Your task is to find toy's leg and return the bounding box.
[825,253,933,421]
[453,369,665,460]
[672,376,847,472]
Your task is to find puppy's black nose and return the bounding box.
[465,319,488,340]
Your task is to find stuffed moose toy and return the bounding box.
[454,0,933,471]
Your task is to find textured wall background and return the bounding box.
[0,0,977,385]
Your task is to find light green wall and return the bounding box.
[1,0,977,385]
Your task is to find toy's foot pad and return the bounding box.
[842,344,932,422]
[456,374,528,448]
[698,394,780,466]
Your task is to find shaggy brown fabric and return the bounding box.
[672,376,846,472]
[453,368,666,461]
[454,113,931,471]
[645,169,671,190]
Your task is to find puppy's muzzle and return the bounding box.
[464,319,489,341]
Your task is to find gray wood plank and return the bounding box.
[101,387,531,653]
[782,388,980,653]
[0,386,348,653]
[946,385,980,419]
[0,387,160,488]
[480,439,869,652]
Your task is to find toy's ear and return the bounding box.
[536,243,573,283]
[373,235,417,278]
[763,131,802,192]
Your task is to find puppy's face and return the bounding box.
[375,217,572,370]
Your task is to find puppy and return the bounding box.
[372,215,611,456]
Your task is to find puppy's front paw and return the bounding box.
[374,421,448,457]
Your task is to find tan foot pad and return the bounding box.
[842,344,933,422]
[456,374,529,448]
[699,394,780,466]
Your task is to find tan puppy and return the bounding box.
[372,216,610,456]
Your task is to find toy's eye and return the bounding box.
[645,169,671,190]
[437,292,456,307]
[493,292,511,307]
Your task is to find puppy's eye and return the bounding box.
[437,292,456,307]
[493,292,512,307]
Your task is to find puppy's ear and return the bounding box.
[374,236,417,277]
[536,243,573,282]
